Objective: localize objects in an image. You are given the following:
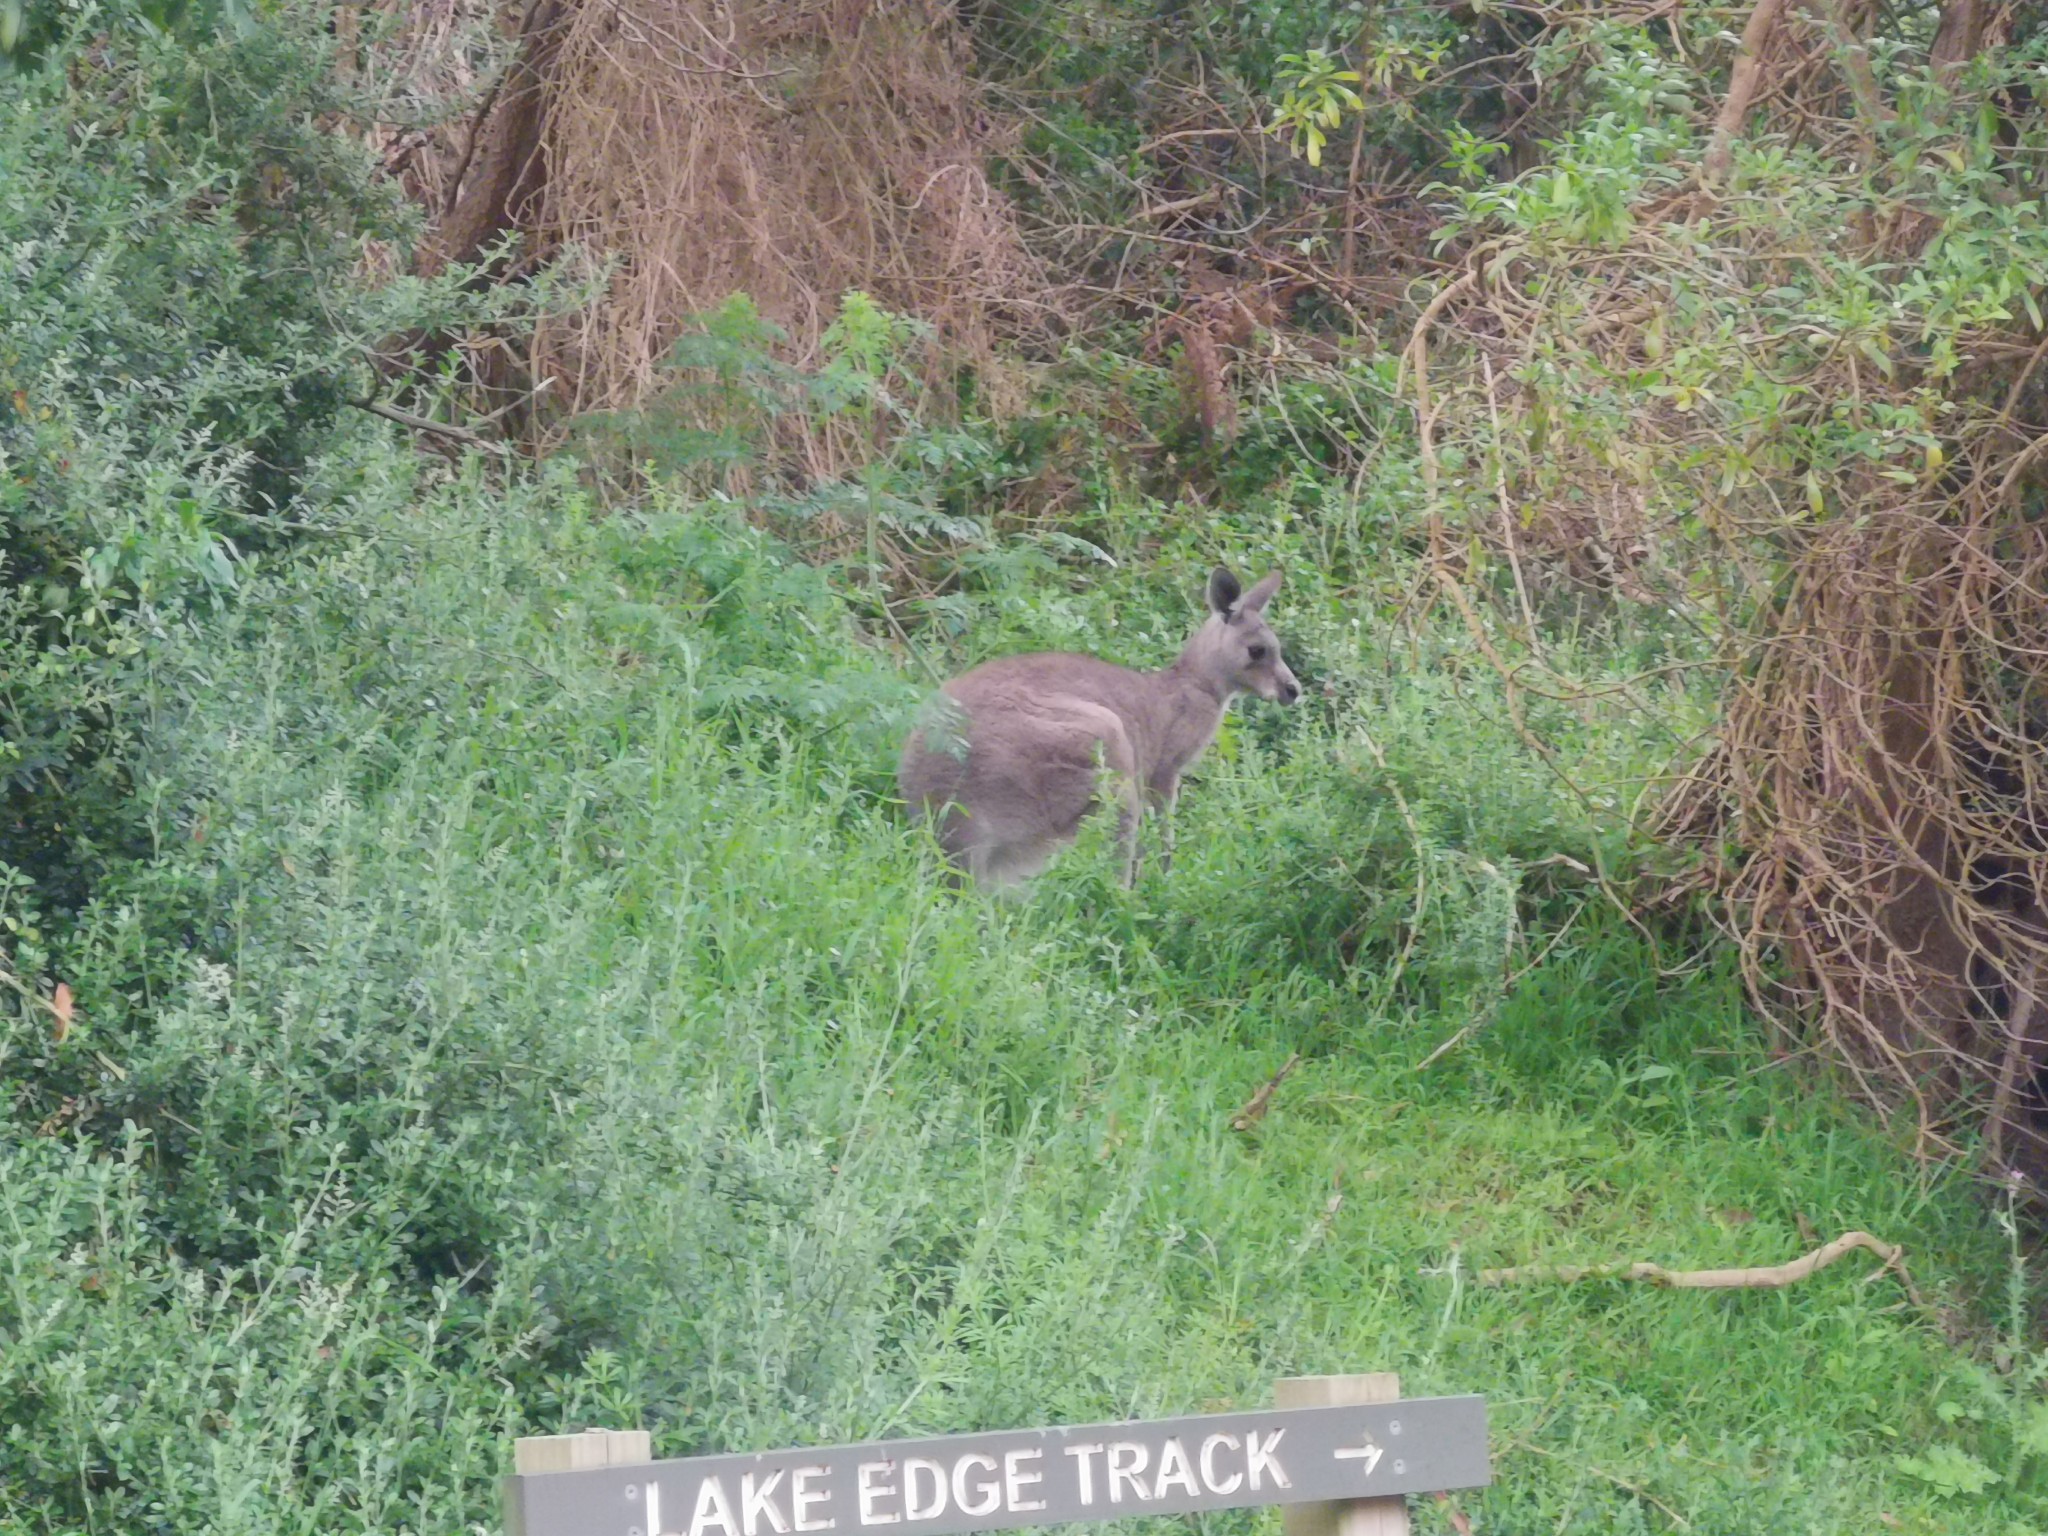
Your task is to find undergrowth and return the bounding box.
[1,433,2038,1534]
[10,3,2048,1533]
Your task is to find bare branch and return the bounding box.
[1703,0,1787,187]
[1229,1053,1302,1133]
[1479,1231,1915,1296]
[350,397,511,454]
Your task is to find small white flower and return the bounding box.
[193,960,234,1004]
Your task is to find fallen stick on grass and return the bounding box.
[1478,1230,1913,1295]
[1229,1052,1301,1132]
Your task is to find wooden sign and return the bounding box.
[504,1395,1488,1536]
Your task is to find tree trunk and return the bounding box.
[1930,0,1984,88]
[419,0,572,279]
[1702,0,1785,188]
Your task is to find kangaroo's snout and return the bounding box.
[1249,664,1300,705]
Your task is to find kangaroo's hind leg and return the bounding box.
[1067,708,1144,889]
[1148,773,1181,876]
[940,698,1142,891]
[973,836,1065,893]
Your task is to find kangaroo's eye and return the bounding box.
[1248,644,1269,662]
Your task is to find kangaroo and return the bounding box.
[899,567,1300,890]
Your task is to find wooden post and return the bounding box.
[506,1429,653,1536]
[1277,1375,1409,1536]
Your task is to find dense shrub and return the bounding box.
[0,2,514,915]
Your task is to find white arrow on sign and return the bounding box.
[1332,1438,1384,1477]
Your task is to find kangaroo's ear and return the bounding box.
[1207,566,1243,616]
[1238,570,1283,614]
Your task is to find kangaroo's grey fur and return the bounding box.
[899,567,1300,890]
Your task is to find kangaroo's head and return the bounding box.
[1184,566,1300,704]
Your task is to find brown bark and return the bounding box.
[1701,0,1785,187]
[419,0,572,279]
[1987,951,2046,1169]
[1930,0,1985,88]
[1822,0,1893,129]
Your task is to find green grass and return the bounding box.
[1,454,2036,1535]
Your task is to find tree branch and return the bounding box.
[350,397,510,453]
[1702,0,1786,187]
[1479,1230,1917,1299]
[1229,1053,1301,1132]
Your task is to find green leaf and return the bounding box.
[2015,1400,2048,1460]
[1894,1445,2000,1498]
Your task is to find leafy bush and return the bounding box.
[0,2,521,915]
[1410,10,2048,1167]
